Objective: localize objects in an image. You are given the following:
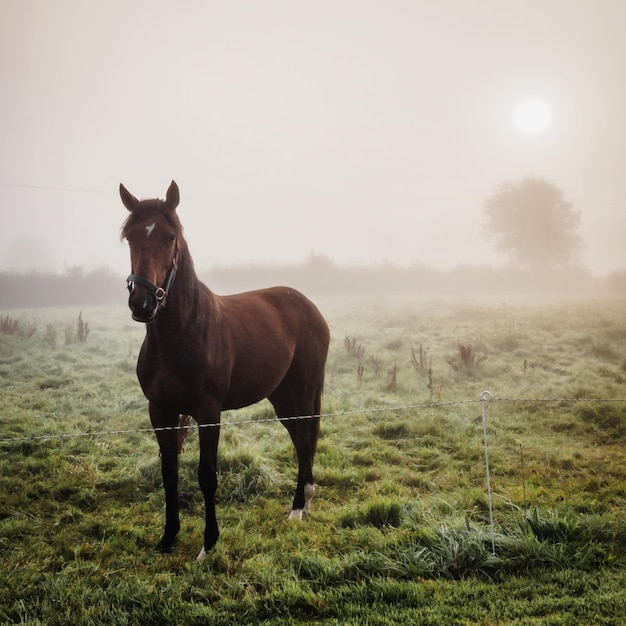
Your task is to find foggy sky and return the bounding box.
[2,0,626,276]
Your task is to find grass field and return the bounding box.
[1,297,626,625]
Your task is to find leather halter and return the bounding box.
[126,241,179,311]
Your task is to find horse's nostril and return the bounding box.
[129,291,157,322]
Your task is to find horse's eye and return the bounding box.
[169,234,176,243]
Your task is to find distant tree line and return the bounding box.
[1,257,619,309]
[0,266,124,309]
[206,254,607,300]
[3,175,619,308]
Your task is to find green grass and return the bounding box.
[1,299,626,624]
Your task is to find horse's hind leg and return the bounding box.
[287,415,319,520]
[196,415,221,560]
[269,382,322,520]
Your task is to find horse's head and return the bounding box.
[120,180,181,322]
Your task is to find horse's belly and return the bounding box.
[221,376,283,411]
[221,389,269,411]
[221,361,290,410]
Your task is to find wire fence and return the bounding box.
[3,392,625,555]
[1,393,625,444]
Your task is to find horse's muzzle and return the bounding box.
[128,289,158,323]
[126,259,177,323]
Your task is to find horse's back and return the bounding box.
[219,286,329,347]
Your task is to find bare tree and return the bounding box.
[483,176,583,269]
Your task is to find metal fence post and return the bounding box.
[480,390,496,555]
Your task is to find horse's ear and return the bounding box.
[164,180,180,212]
[119,184,139,212]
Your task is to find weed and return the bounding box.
[410,343,429,372]
[65,311,91,344]
[386,364,399,391]
[447,342,487,371]
[356,361,364,382]
[344,335,365,359]
[368,355,383,377]
[0,315,36,337]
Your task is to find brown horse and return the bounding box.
[120,181,330,559]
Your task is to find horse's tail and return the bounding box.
[314,374,324,417]
[177,414,192,454]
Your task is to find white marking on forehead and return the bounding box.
[145,222,156,237]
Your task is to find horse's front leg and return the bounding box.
[151,406,181,553]
[196,411,221,561]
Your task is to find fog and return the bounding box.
[2,0,626,277]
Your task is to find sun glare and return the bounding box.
[513,98,553,135]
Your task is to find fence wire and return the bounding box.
[1,395,625,445]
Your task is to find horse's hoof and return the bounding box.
[196,546,207,561]
[288,509,304,521]
[156,539,176,554]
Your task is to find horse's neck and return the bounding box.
[148,254,217,338]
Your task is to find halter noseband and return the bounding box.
[126,242,179,311]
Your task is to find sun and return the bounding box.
[513,98,553,135]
